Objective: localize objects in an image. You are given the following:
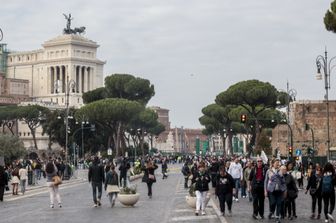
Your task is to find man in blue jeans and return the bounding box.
[88,157,105,207]
[228,158,243,202]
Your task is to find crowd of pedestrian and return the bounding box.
[181,155,336,223]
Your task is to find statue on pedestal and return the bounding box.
[63,13,86,35]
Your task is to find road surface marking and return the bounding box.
[171,214,217,221]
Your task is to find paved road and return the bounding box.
[0,164,222,223]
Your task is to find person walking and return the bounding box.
[0,165,9,202]
[19,164,28,195]
[321,162,336,222]
[142,160,158,198]
[88,157,105,207]
[105,165,120,208]
[215,166,234,217]
[268,165,287,223]
[119,158,130,188]
[161,158,168,180]
[284,162,298,220]
[192,162,211,216]
[243,161,253,202]
[306,166,323,220]
[182,161,191,188]
[45,161,62,208]
[228,158,243,202]
[210,158,220,188]
[11,166,20,195]
[249,158,267,220]
[265,159,281,220]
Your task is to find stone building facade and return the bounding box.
[6,34,105,107]
[3,34,105,150]
[271,100,336,158]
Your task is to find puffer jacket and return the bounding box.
[192,171,211,192]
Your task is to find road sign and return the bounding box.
[295,149,302,156]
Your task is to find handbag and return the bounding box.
[148,174,155,180]
[310,188,317,195]
[52,175,62,186]
[106,185,120,193]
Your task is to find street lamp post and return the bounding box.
[64,76,76,164]
[316,49,336,161]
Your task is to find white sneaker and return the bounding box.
[201,211,206,216]
[235,198,239,202]
[325,220,329,223]
[50,204,54,208]
[328,214,334,222]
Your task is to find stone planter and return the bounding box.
[118,193,140,207]
[185,195,210,209]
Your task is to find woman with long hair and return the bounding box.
[105,165,120,207]
[321,162,336,222]
[142,160,158,199]
[45,161,62,208]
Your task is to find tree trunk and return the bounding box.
[222,135,227,158]
[115,122,122,156]
[228,133,233,155]
[140,130,144,156]
[48,134,52,151]
[31,128,38,150]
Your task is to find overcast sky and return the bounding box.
[2,0,336,129]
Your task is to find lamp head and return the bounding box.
[316,68,322,80]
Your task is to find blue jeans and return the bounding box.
[233,178,240,198]
[270,191,284,217]
[91,182,102,204]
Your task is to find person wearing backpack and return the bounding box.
[322,162,336,222]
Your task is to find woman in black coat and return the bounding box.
[215,166,235,217]
[142,160,158,198]
[306,166,323,219]
[284,162,298,220]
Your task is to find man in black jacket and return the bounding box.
[88,157,105,207]
[249,159,268,220]
[119,158,130,188]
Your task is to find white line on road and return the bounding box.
[171,214,218,221]
[174,209,194,213]
[209,198,227,223]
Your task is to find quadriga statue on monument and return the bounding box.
[63,13,86,35]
